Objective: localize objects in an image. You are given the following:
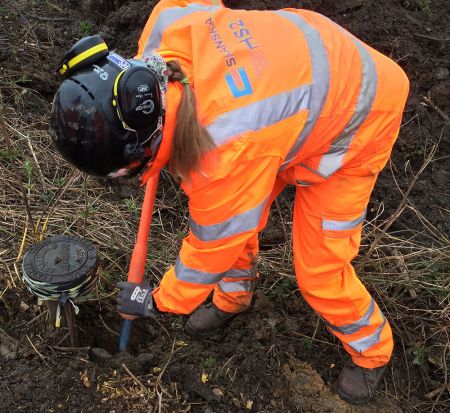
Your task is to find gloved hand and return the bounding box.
[117,282,159,318]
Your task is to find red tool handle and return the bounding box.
[119,173,159,348]
[128,172,159,283]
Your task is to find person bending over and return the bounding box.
[50,0,409,404]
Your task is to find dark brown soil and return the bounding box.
[1,0,449,412]
[1,289,404,413]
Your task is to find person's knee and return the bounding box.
[295,266,340,297]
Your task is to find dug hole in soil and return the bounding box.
[0,0,449,412]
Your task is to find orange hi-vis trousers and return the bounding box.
[208,108,403,367]
[214,133,397,368]
[290,140,397,369]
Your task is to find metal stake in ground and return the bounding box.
[22,235,99,347]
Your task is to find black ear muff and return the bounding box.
[57,35,109,78]
[114,66,161,131]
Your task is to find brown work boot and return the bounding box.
[335,360,388,404]
[185,303,242,340]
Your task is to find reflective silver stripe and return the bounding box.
[218,279,255,293]
[175,257,225,284]
[348,316,387,353]
[207,85,311,146]
[190,196,269,241]
[322,210,366,231]
[144,4,219,53]
[316,39,377,177]
[225,268,256,279]
[276,11,330,169]
[296,180,311,186]
[326,299,375,334]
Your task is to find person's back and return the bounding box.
[138,2,409,189]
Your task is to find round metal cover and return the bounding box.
[22,236,98,285]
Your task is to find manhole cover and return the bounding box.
[22,236,98,296]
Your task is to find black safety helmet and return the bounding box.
[50,35,163,177]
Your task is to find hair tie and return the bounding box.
[180,77,189,85]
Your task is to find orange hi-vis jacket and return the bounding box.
[137,0,409,332]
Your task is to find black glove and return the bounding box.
[117,282,159,318]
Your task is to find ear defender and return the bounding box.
[57,35,109,78]
[112,66,161,132]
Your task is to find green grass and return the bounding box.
[201,356,217,369]
[78,21,94,36]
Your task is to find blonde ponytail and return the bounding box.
[166,60,215,180]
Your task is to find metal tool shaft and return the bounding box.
[119,319,133,352]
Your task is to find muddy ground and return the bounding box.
[0,0,449,412]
